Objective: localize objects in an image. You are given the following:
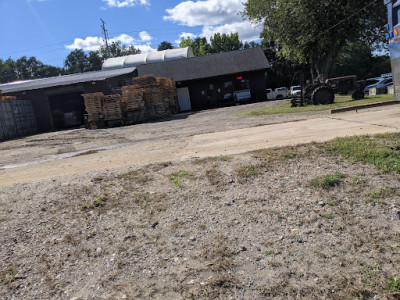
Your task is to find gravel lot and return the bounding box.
[0,100,324,169]
[1,102,400,299]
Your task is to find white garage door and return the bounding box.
[177,87,192,112]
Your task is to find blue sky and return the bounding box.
[0,0,262,67]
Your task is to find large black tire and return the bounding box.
[311,86,334,105]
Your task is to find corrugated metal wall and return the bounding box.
[0,100,37,141]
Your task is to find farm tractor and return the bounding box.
[291,75,366,107]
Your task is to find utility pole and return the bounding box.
[100,19,110,58]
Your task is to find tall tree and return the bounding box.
[210,33,243,53]
[179,37,212,56]
[99,41,141,60]
[244,0,386,81]
[157,41,174,51]
[64,49,90,74]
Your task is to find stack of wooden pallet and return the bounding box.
[157,77,178,113]
[143,84,171,120]
[82,92,104,122]
[133,75,157,86]
[0,90,17,101]
[121,86,146,124]
[103,94,123,121]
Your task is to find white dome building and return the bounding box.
[102,47,195,70]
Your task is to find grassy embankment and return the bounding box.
[238,94,396,116]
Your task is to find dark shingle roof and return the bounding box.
[137,47,270,82]
[0,67,136,94]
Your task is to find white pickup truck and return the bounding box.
[266,87,288,100]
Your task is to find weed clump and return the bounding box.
[387,277,400,294]
[169,170,191,187]
[81,195,107,211]
[310,173,345,189]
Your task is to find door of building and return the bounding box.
[177,87,192,111]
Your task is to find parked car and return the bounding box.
[364,77,393,93]
[290,86,302,97]
[266,87,288,100]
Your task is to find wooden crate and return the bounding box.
[82,92,104,116]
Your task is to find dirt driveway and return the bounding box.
[0,101,399,186]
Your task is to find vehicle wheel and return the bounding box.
[311,86,334,105]
[351,90,364,100]
[276,95,283,100]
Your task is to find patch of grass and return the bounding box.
[81,195,107,211]
[169,170,191,187]
[387,277,400,294]
[268,260,282,268]
[310,173,345,189]
[220,155,229,162]
[237,94,394,117]
[236,163,266,180]
[366,189,392,205]
[328,200,338,206]
[322,214,335,220]
[329,133,400,173]
[351,177,365,185]
[264,250,281,256]
[206,168,223,186]
[283,152,297,159]
[1,268,16,285]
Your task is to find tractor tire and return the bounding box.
[311,86,334,105]
[351,90,364,100]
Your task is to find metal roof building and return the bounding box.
[0,67,136,94]
[1,47,270,134]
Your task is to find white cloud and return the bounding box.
[66,36,104,52]
[110,34,135,45]
[65,32,155,53]
[164,0,243,27]
[164,0,261,43]
[139,31,152,42]
[135,44,156,53]
[201,22,261,42]
[102,0,150,8]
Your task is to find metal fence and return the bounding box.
[0,100,37,141]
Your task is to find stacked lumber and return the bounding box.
[142,84,170,120]
[133,75,157,86]
[157,77,178,112]
[103,94,123,121]
[0,89,17,101]
[0,96,17,101]
[122,86,146,110]
[82,92,104,122]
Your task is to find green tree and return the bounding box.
[64,49,90,74]
[0,58,17,83]
[99,41,141,60]
[87,51,103,71]
[157,41,174,51]
[244,41,259,49]
[35,64,62,78]
[179,36,212,56]
[210,33,243,53]
[244,0,386,81]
